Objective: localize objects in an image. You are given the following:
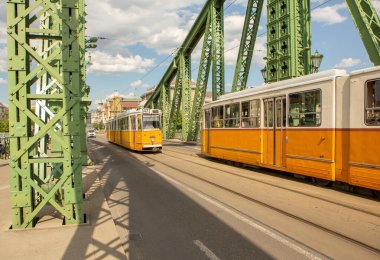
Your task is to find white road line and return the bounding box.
[193,240,220,260]
[0,185,9,191]
[152,168,324,260]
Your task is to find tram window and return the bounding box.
[225,103,240,128]
[204,109,211,128]
[143,114,161,129]
[126,117,130,130]
[137,114,142,131]
[241,100,261,128]
[211,106,224,128]
[131,116,136,131]
[289,89,321,127]
[365,80,380,126]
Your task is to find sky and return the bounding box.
[0,0,379,108]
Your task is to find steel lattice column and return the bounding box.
[232,0,264,92]
[187,13,213,142]
[167,54,185,139]
[160,83,171,139]
[265,0,311,83]
[345,0,380,66]
[211,0,225,100]
[7,0,85,228]
[181,55,192,140]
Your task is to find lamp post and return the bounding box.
[311,50,324,73]
[261,66,267,83]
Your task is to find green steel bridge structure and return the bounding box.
[6,0,380,228]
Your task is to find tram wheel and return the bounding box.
[313,177,331,187]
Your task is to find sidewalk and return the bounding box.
[0,160,125,260]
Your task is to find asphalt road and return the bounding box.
[88,136,380,260]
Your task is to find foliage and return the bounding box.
[92,121,105,130]
[0,112,9,133]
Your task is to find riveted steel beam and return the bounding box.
[187,13,213,142]
[232,0,264,92]
[211,0,225,100]
[265,0,311,83]
[345,0,380,66]
[7,0,85,228]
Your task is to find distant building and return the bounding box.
[0,103,9,120]
[98,92,141,123]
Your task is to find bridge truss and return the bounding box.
[7,0,88,228]
[144,0,380,142]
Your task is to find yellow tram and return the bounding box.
[106,108,162,152]
[201,66,380,193]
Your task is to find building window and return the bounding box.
[365,79,380,126]
[225,103,240,128]
[289,89,321,127]
[241,100,261,128]
[211,106,224,128]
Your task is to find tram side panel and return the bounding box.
[208,129,262,165]
[347,68,380,191]
[334,76,351,184]
[279,81,336,181]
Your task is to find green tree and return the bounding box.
[99,121,104,130]
[0,112,9,132]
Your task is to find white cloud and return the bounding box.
[88,51,155,73]
[131,80,142,88]
[0,77,7,85]
[0,48,7,72]
[312,3,347,25]
[373,0,380,14]
[86,1,204,55]
[334,58,361,68]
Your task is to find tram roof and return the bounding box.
[216,69,348,103]
[349,65,380,76]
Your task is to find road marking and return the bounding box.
[193,240,220,260]
[0,185,9,191]
[152,169,324,260]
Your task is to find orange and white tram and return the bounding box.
[201,66,380,193]
[106,108,163,152]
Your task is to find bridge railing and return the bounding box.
[0,133,10,160]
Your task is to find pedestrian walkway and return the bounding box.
[0,159,126,260]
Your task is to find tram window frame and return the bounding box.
[137,114,142,131]
[131,115,136,131]
[225,103,240,128]
[241,99,261,128]
[204,109,211,129]
[288,89,322,127]
[211,106,224,128]
[365,79,380,126]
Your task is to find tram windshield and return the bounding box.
[143,114,161,129]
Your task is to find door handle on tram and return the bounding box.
[286,136,288,144]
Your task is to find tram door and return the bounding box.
[263,97,286,167]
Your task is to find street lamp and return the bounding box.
[311,50,323,73]
[261,66,267,82]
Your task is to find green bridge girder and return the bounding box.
[7,0,87,228]
[145,0,226,141]
[145,0,378,141]
[345,0,380,66]
[265,0,311,83]
[232,0,264,92]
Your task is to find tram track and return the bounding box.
[161,146,380,218]
[134,150,380,254]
